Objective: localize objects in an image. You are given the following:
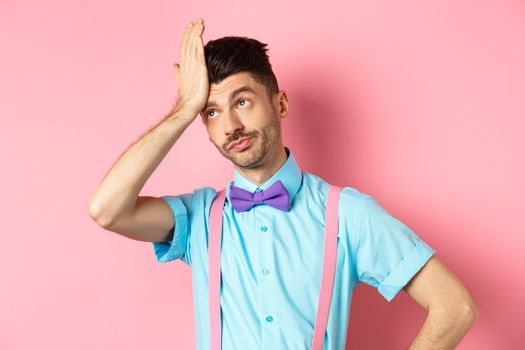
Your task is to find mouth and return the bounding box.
[228,137,253,151]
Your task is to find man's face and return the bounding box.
[200,71,288,169]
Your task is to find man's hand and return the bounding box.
[173,18,209,120]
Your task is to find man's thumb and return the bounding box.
[173,63,180,84]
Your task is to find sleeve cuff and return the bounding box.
[378,238,436,302]
[152,195,189,263]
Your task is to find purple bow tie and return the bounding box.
[229,180,290,212]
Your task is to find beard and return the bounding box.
[213,108,281,169]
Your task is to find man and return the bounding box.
[88,18,478,350]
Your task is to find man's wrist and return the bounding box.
[167,101,200,122]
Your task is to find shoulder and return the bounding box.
[195,185,222,203]
[193,185,218,199]
[176,186,219,214]
[301,171,371,210]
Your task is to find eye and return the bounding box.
[207,110,216,118]
[238,99,250,108]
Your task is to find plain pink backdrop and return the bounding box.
[1,0,523,349]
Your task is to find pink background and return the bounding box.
[1,0,523,349]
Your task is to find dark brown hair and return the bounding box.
[204,36,279,101]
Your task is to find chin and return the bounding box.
[231,146,267,169]
[229,151,259,169]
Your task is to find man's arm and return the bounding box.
[403,255,479,350]
[87,18,209,242]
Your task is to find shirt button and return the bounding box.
[266,316,273,322]
[260,226,268,232]
[262,268,270,274]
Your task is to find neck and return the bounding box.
[234,146,288,187]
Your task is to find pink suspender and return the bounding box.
[208,189,226,350]
[311,184,342,350]
[209,185,343,350]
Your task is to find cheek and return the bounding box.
[205,123,216,136]
[207,127,225,145]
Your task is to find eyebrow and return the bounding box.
[203,86,257,111]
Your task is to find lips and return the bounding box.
[228,137,252,150]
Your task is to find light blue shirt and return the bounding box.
[153,147,436,350]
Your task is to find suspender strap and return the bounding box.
[310,184,342,350]
[209,189,226,350]
[209,185,343,350]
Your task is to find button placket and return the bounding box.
[254,198,277,333]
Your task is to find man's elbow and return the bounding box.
[461,301,479,328]
[442,301,479,330]
[453,277,479,328]
[87,199,115,228]
[429,299,479,330]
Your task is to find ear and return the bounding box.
[274,90,290,119]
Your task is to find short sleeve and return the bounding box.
[351,194,436,302]
[152,193,193,265]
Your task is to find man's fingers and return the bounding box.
[188,19,202,61]
[192,20,205,61]
[195,18,205,35]
[172,18,209,114]
[180,22,194,67]
[187,25,198,64]
[180,23,191,54]
[196,35,205,64]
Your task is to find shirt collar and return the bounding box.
[225,146,303,209]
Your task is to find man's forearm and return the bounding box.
[87,103,197,227]
[407,306,478,350]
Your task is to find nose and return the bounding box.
[222,109,244,136]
